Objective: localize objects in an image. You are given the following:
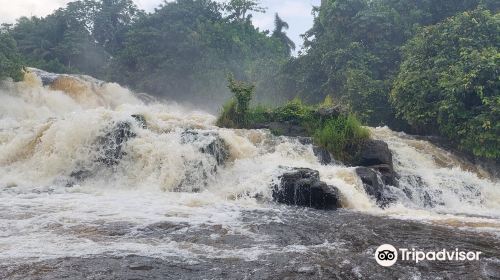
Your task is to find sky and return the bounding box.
[0,0,320,52]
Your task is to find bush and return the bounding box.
[217,75,255,127]
[314,114,370,162]
[246,104,273,124]
[216,99,238,128]
[272,97,314,122]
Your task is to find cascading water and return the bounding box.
[1,70,499,279]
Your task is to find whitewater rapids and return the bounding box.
[0,71,499,278]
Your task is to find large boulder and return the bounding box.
[355,167,396,207]
[272,168,341,210]
[352,139,397,186]
[357,139,393,167]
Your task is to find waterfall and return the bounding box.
[0,69,499,262]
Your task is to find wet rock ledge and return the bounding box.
[272,168,341,210]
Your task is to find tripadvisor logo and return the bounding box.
[375,244,398,267]
[375,244,482,267]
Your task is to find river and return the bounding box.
[0,70,499,279]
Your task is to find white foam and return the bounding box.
[1,72,499,263]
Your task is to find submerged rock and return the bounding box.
[272,168,341,210]
[66,116,146,186]
[131,114,147,129]
[96,121,136,166]
[176,130,230,192]
[96,115,148,166]
[181,130,229,166]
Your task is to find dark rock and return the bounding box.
[369,164,396,186]
[296,137,313,145]
[27,67,60,86]
[272,168,341,210]
[176,130,230,192]
[357,139,393,167]
[355,167,395,207]
[65,170,93,187]
[181,130,229,165]
[351,139,397,187]
[128,264,154,271]
[312,146,333,165]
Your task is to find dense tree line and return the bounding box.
[274,0,498,159]
[7,0,141,77]
[0,0,292,108]
[391,9,499,159]
[109,0,290,106]
[0,0,498,159]
[277,0,498,128]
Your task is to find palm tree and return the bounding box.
[272,13,295,56]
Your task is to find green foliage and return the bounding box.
[276,0,495,127]
[110,0,288,108]
[228,75,255,125]
[320,95,334,108]
[314,114,370,162]
[246,104,272,124]
[272,97,313,122]
[223,0,266,22]
[272,13,295,56]
[391,9,499,159]
[217,75,255,127]
[217,84,370,162]
[216,99,238,128]
[0,28,23,81]
[9,0,141,76]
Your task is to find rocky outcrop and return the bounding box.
[353,139,397,186]
[272,168,341,210]
[131,114,147,129]
[357,139,393,167]
[355,167,396,208]
[351,139,398,207]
